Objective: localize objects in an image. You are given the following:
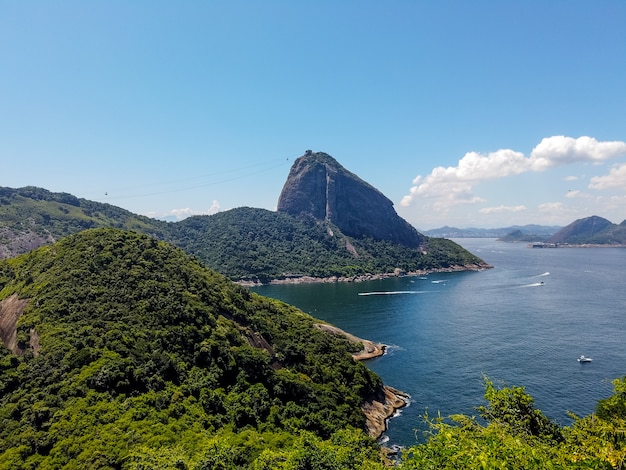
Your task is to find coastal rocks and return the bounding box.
[313,323,409,438]
[314,323,386,360]
[277,151,426,248]
[236,263,492,287]
[362,385,410,439]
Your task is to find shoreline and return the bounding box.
[237,263,492,287]
[363,385,411,440]
[246,265,490,441]
[313,323,409,439]
[314,323,386,361]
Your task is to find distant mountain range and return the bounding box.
[422,225,562,239]
[424,217,626,245]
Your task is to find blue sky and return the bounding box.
[2,1,625,229]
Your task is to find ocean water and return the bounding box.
[253,239,626,447]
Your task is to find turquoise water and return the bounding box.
[253,239,626,447]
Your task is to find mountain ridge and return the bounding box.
[0,152,490,281]
[277,151,425,248]
[423,224,562,239]
[545,215,626,245]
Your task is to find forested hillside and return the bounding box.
[170,207,487,282]
[0,187,489,282]
[0,229,385,468]
[396,376,626,469]
[0,187,169,258]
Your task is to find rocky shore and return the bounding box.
[243,266,489,441]
[362,385,411,439]
[314,323,386,360]
[237,263,492,287]
[313,323,409,439]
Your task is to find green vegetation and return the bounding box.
[0,187,487,282]
[0,228,625,468]
[0,229,382,468]
[398,377,626,469]
[170,208,486,282]
[0,186,170,241]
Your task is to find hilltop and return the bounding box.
[277,151,424,248]
[0,228,399,467]
[545,215,626,245]
[0,186,169,259]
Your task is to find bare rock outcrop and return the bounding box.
[0,226,55,259]
[363,385,410,439]
[0,293,30,354]
[277,151,426,248]
[314,323,385,360]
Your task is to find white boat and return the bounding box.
[577,355,593,362]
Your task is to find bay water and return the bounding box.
[253,239,626,447]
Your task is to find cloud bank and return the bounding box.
[401,136,626,209]
[171,200,222,220]
[589,162,626,190]
[147,200,222,221]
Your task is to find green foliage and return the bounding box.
[4,227,625,467]
[249,429,385,470]
[477,378,563,441]
[0,187,487,282]
[0,229,382,467]
[597,377,626,421]
[0,186,171,253]
[399,377,626,469]
[170,208,486,281]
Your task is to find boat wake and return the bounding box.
[518,272,549,287]
[358,291,427,296]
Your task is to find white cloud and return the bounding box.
[479,205,527,214]
[588,162,626,190]
[401,136,626,209]
[164,200,222,221]
[538,202,566,212]
[400,149,527,205]
[528,136,626,170]
[565,190,585,198]
[531,201,586,226]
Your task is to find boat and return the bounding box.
[577,355,593,362]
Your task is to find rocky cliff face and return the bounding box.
[277,151,425,248]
